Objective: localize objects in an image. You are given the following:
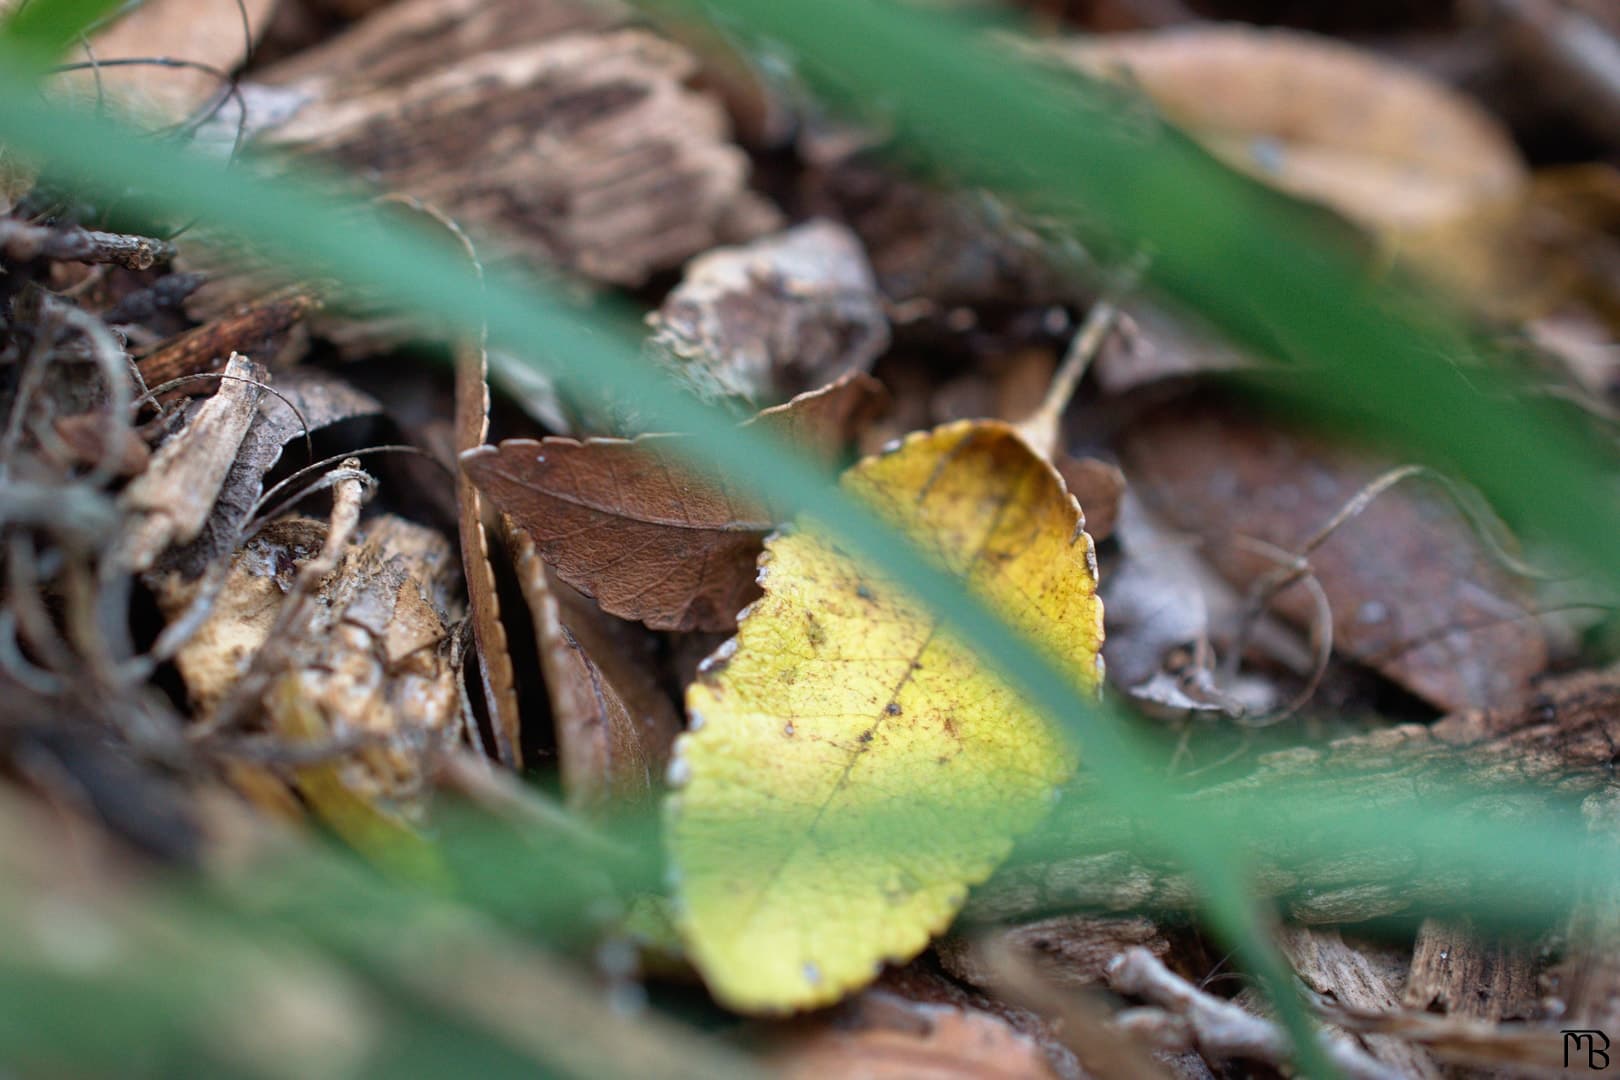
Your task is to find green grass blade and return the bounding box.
[1,0,128,68]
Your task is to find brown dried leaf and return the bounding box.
[766,992,1061,1080]
[1120,402,1548,712]
[938,915,1169,992]
[462,372,885,632]
[508,535,680,810]
[1055,456,1124,542]
[1050,26,1527,233]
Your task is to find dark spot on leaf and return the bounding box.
[885,702,901,716]
[858,729,874,744]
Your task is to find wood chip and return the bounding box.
[118,353,266,573]
[648,219,890,413]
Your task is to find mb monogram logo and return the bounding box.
[1566,1030,1612,1069]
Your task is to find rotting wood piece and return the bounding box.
[1282,927,1442,1079]
[1545,788,1620,1035]
[1403,917,1540,1023]
[970,668,1620,926]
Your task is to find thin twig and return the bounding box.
[1107,948,1398,1080]
[0,217,175,269]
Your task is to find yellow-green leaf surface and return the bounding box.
[667,420,1105,1011]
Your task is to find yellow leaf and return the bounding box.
[667,420,1104,1012]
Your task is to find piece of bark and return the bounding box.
[969,668,1620,926]
[259,0,624,90]
[158,366,383,578]
[1281,927,1442,1079]
[255,0,779,287]
[117,353,266,573]
[1403,917,1540,1023]
[647,219,889,414]
[938,914,1170,992]
[462,372,884,632]
[1121,401,1547,713]
[509,535,680,811]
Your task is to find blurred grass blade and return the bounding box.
[1,0,127,67]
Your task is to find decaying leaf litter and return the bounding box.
[4,0,1620,1075]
